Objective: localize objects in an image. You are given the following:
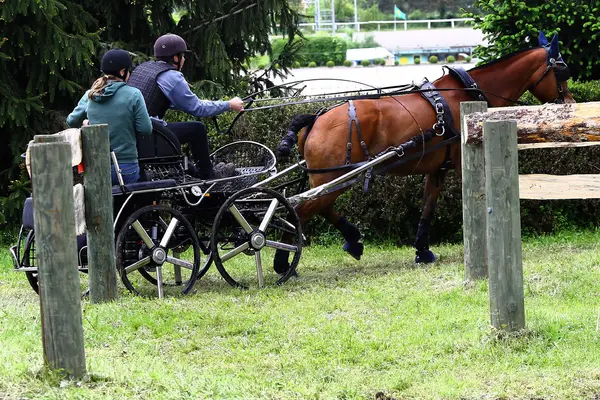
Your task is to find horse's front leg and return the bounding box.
[414,170,448,263]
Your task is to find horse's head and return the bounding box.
[528,31,575,104]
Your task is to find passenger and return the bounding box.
[67,49,152,185]
[128,33,244,179]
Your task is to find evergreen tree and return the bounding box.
[0,0,300,227]
[0,0,99,224]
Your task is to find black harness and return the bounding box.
[340,66,485,190]
[531,48,571,104]
[444,66,491,105]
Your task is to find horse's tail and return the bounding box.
[276,113,318,159]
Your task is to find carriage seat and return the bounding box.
[112,178,177,195]
[137,119,182,161]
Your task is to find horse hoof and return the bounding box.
[343,241,364,260]
[415,250,436,264]
[274,253,291,274]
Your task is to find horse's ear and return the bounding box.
[538,31,549,46]
[549,34,560,58]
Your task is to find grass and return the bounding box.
[2,230,600,399]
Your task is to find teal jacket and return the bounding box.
[67,81,152,164]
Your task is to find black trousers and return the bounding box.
[166,121,212,174]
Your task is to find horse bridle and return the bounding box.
[530,51,571,104]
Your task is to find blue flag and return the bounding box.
[394,5,407,20]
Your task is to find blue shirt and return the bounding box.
[155,69,230,122]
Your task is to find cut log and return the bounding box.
[465,102,600,144]
[519,174,600,200]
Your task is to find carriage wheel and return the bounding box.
[22,230,89,297]
[195,225,213,281]
[22,230,39,294]
[211,187,303,289]
[115,205,201,297]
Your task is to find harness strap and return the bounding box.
[419,82,459,170]
[443,66,491,105]
[346,100,370,165]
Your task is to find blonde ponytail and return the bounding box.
[88,75,118,99]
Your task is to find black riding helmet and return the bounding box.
[101,49,132,80]
[154,34,191,57]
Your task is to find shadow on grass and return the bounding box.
[190,244,464,297]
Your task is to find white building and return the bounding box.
[353,28,487,64]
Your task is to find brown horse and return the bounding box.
[273,32,575,272]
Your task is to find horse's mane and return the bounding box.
[468,46,540,72]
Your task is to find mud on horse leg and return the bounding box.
[414,171,448,264]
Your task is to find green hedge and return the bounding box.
[172,80,600,246]
[272,36,347,67]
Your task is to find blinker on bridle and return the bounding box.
[531,50,571,104]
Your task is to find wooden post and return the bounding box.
[30,137,86,378]
[461,101,488,280]
[483,120,525,331]
[81,124,117,303]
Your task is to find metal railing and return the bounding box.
[299,18,474,32]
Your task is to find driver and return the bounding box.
[128,33,244,179]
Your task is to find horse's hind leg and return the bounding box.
[320,206,363,260]
[414,170,448,263]
[273,193,363,273]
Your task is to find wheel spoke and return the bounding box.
[229,204,253,233]
[258,199,279,232]
[166,256,194,271]
[159,218,180,247]
[265,240,298,252]
[221,242,250,262]
[124,256,151,274]
[255,250,264,288]
[132,220,155,249]
[156,266,164,299]
[273,216,298,233]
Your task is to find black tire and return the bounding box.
[23,230,89,297]
[211,187,302,289]
[195,225,213,281]
[23,230,39,294]
[115,204,201,296]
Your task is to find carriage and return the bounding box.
[10,122,306,297]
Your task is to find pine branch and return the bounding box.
[183,2,258,35]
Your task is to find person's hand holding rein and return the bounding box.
[229,97,244,112]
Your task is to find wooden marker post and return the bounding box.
[81,124,117,303]
[483,120,525,331]
[460,101,488,280]
[30,136,86,378]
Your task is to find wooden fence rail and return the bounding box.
[460,100,600,332]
